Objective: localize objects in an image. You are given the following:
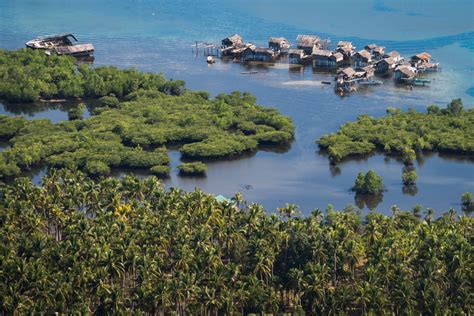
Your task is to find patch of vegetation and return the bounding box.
[177,161,207,176]
[0,91,293,178]
[0,50,293,178]
[0,49,176,103]
[461,192,473,215]
[317,99,474,162]
[149,165,171,176]
[352,170,384,194]
[0,170,471,314]
[402,170,418,186]
[67,103,85,120]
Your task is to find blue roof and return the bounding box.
[215,195,232,203]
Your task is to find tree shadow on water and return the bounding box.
[402,185,418,196]
[354,193,383,211]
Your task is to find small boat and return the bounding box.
[321,81,332,85]
[241,71,258,75]
[358,80,383,86]
[206,56,215,64]
[26,33,94,57]
[404,78,431,86]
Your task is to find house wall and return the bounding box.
[297,46,313,55]
[373,52,384,61]
[269,43,281,52]
[394,71,405,81]
[241,50,254,61]
[354,59,369,68]
[313,57,337,68]
[289,54,302,64]
[253,53,272,62]
[222,39,233,47]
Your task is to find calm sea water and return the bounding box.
[1,0,473,215]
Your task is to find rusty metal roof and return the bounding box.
[414,52,431,60]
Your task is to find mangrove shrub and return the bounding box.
[352,170,384,194]
[177,161,208,176]
[317,101,474,162]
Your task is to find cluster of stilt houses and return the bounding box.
[216,34,440,94]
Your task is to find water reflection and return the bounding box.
[329,164,341,177]
[354,193,384,210]
[0,140,9,152]
[402,185,419,196]
[0,100,92,123]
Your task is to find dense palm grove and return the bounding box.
[317,99,474,162]
[0,170,471,314]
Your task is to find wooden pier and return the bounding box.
[192,42,221,57]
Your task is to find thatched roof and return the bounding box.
[373,46,385,54]
[332,52,344,62]
[337,41,353,48]
[269,37,289,44]
[240,44,257,53]
[356,50,371,60]
[388,51,401,58]
[312,49,332,57]
[362,65,375,75]
[254,47,274,55]
[339,67,356,77]
[288,49,305,56]
[365,43,377,50]
[380,57,396,65]
[296,34,320,47]
[395,65,416,77]
[223,34,243,45]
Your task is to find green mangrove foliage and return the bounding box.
[0,170,472,314]
[67,103,85,120]
[402,170,418,186]
[149,165,171,176]
[177,161,207,176]
[352,170,384,194]
[0,48,182,102]
[317,100,474,162]
[461,192,473,215]
[0,91,293,178]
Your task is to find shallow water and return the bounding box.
[0,0,473,214]
[0,101,92,123]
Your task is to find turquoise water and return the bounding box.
[0,0,473,214]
